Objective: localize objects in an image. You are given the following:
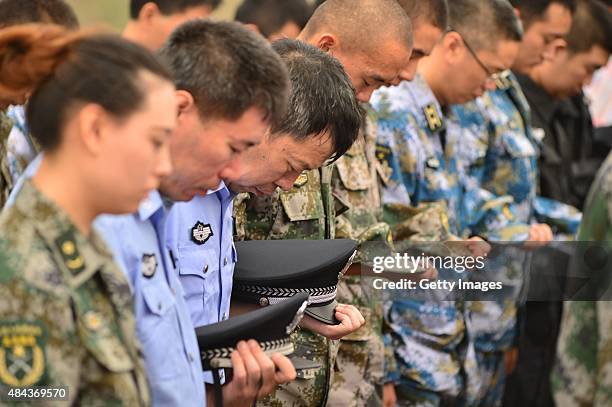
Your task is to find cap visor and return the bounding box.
[305,300,340,325]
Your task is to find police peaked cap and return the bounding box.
[196,292,308,370]
[232,239,358,325]
[196,293,308,407]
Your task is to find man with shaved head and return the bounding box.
[322,1,450,406]
[299,0,414,102]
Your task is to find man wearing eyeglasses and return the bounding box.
[370,0,522,405]
[451,1,578,406]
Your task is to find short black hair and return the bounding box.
[271,39,362,161]
[302,0,413,54]
[566,0,612,55]
[235,0,313,38]
[449,0,523,51]
[0,0,78,29]
[396,0,449,30]
[0,25,173,151]
[159,20,289,127]
[129,0,221,19]
[509,0,577,28]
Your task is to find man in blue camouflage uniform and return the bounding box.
[452,0,580,405]
[452,95,534,407]
[371,1,524,404]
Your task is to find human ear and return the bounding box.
[316,34,338,52]
[444,31,465,64]
[175,90,196,118]
[78,104,108,156]
[138,2,161,25]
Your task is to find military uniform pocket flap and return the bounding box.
[280,189,324,222]
[501,132,536,159]
[336,154,371,191]
[78,313,135,373]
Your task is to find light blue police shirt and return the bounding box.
[95,193,206,406]
[165,183,236,384]
[165,183,236,327]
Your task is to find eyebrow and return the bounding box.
[545,32,566,40]
[295,158,311,171]
[241,140,258,149]
[151,126,173,136]
[370,74,394,86]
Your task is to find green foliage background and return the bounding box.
[65,0,241,31]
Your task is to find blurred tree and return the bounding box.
[65,0,242,31]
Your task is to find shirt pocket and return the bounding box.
[139,281,182,379]
[462,133,488,171]
[176,246,219,322]
[389,300,463,345]
[422,158,453,201]
[279,173,324,222]
[500,132,536,160]
[336,151,371,191]
[76,311,135,374]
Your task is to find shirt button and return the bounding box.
[223,257,228,266]
[222,313,227,320]
[203,264,209,273]
[158,303,162,312]
[188,353,194,363]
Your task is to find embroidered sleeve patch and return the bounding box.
[0,322,46,387]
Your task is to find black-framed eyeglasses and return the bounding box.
[446,28,501,82]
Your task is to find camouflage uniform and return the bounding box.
[328,113,389,407]
[1,110,14,209]
[6,105,39,186]
[234,166,337,407]
[452,86,531,407]
[470,73,581,234]
[0,180,150,406]
[551,152,612,407]
[371,75,481,406]
[452,73,582,406]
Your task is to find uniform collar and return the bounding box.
[13,180,112,287]
[516,73,561,123]
[137,190,165,222]
[208,181,225,194]
[413,73,433,100]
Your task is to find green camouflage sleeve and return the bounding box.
[552,153,612,406]
[0,247,83,402]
